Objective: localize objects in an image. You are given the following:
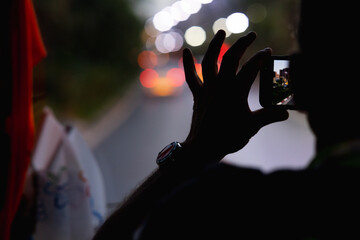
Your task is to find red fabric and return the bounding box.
[0,0,46,238]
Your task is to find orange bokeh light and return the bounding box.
[137,50,158,69]
[139,68,158,88]
[195,63,203,82]
[150,77,175,97]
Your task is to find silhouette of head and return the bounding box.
[294,1,360,147]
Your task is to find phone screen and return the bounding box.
[272,59,295,106]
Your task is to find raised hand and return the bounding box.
[181,30,289,164]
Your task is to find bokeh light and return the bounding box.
[151,0,209,33]
[171,1,190,21]
[144,18,159,37]
[169,31,184,52]
[150,77,176,96]
[145,37,156,50]
[180,0,201,15]
[153,9,175,32]
[218,43,230,65]
[195,63,203,82]
[212,18,231,37]
[137,50,158,69]
[198,0,213,3]
[178,57,184,69]
[184,26,206,47]
[139,68,158,88]
[155,31,184,53]
[226,12,249,34]
[166,68,185,87]
[155,33,171,53]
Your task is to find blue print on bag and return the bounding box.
[89,196,104,225]
[42,180,69,209]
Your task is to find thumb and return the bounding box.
[253,108,289,128]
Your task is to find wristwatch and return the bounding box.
[156,142,183,167]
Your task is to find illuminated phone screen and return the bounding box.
[272,60,295,106]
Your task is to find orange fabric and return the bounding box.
[0,0,46,238]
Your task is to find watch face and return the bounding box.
[158,144,174,160]
[157,142,180,166]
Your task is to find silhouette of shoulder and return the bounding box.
[139,161,360,239]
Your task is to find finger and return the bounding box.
[183,48,202,96]
[236,48,272,97]
[253,108,289,130]
[201,30,226,84]
[219,31,257,77]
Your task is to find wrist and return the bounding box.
[156,141,225,172]
[180,140,226,165]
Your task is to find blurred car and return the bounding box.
[138,51,190,97]
[139,65,186,97]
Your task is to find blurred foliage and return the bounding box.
[34,0,142,120]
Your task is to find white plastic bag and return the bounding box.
[67,127,106,228]
[32,109,106,240]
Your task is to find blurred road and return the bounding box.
[94,79,315,208]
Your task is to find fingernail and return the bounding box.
[216,29,226,38]
[247,31,257,39]
[265,47,272,54]
[183,48,190,54]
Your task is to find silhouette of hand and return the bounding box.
[182,30,289,163]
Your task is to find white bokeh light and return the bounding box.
[153,9,175,32]
[155,31,184,53]
[180,0,201,15]
[170,31,184,52]
[198,0,213,3]
[212,18,231,37]
[184,26,206,47]
[226,12,249,34]
[155,34,167,53]
[171,1,190,21]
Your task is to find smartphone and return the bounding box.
[260,55,298,110]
